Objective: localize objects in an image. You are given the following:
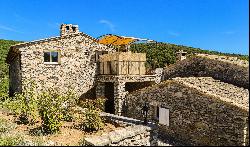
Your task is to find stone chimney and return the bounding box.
[176,50,187,61]
[60,24,79,36]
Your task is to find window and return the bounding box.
[44,51,60,64]
[158,107,169,126]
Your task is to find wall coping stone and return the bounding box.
[84,112,157,146]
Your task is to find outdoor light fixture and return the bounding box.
[141,102,149,125]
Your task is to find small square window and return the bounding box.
[44,51,60,64]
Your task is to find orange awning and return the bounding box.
[98,34,138,46]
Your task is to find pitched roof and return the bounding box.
[10,32,98,48]
[6,32,106,63]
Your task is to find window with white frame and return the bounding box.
[44,51,60,64]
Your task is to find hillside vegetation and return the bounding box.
[0,39,22,99]
[130,42,249,69]
[0,39,249,96]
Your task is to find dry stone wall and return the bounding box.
[163,56,249,89]
[14,33,114,96]
[84,125,155,146]
[124,77,249,146]
[83,112,158,146]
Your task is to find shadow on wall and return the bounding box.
[125,82,155,93]
[79,86,97,100]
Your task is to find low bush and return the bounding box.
[37,88,77,134]
[80,97,106,132]
[82,108,104,132]
[0,135,25,146]
[0,118,17,134]
[1,80,39,124]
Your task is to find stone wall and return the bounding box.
[124,77,249,146]
[84,125,155,146]
[83,112,158,146]
[12,33,114,97]
[96,73,160,115]
[9,54,22,96]
[163,56,249,89]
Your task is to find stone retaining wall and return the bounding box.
[124,78,249,146]
[163,56,249,89]
[83,113,158,146]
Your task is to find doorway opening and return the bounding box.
[104,82,115,114]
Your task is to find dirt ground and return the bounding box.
[0,108,123,146]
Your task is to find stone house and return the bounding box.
[124,56,249,146]
[6,24,114,97]
[6,24,161,115]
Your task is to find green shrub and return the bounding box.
[37,88,77,134]
[80,97,106,132]
[82,108,104,132]
[0,76,9,101]
[79,97,106,111]
[0,135,24,146]
[95,97,106,112]
[1,80,39,124]
[0,118,16,134]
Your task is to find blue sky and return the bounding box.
[0,0,249,55]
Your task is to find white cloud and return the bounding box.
[47,22,61,28]
[0,24,23,33]
[99,19,115,32]
[13,12,34,24]
[167,31,180,37]
[222,31,236,35]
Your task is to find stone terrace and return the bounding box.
[173,77,249,110]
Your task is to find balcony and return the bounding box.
[98,52,146,75]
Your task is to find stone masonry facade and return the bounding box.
[7,28,114,97]
[96,71,162,115]
[124,77,249,146]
